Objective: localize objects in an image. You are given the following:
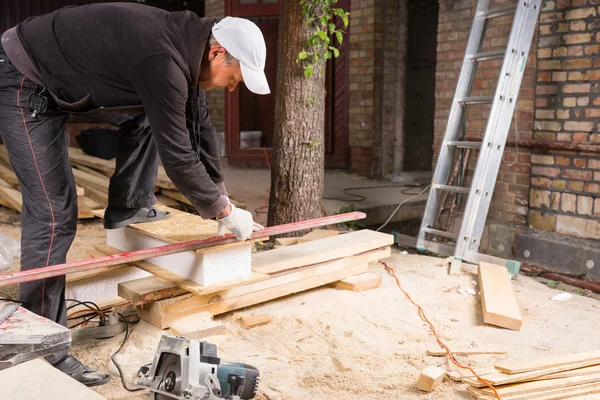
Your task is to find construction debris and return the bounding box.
[416,365,446,392]
[239,314,272,329]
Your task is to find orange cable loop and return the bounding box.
[379,260,502,400]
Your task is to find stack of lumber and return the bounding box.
[66,146,246,210]
[109,229,394,329]
[0,145,99,219]
[460,350,600,399]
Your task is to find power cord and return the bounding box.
[323,184,425,203]
[111,311,145,392]
[376,184,431,232]
[380,260,502,400]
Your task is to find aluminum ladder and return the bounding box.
[416,0,542,263]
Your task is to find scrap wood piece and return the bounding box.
[95,244,269,296]
[169,311,227,338]
[332,272,382,292]
[136,252,381,329]
[427,348,507,357]
[416,365,445,392]
[296,229,339,244]
[474,372,600,397]
[463,359,600,388]
[239,314,271,329]
[119,276,187,306]
[0,359,107,399]
[479,262,522,331]
[0,176,21,211]
[470,381,600,400]
[446,366,498,382]
[252,230,394,274]
[496,350,600,375]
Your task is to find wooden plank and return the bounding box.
[0,359,107,399]
[77,197,95,219]
[134,247,390,316]
[0,177,22,211]
[253,230,394,274]
[463,359,600,387]
[472,382,600,400]
[95,243,270,296]
[427,348,507,357]
[496,350,600,375]
[239,314,272,329]
[79,195,102,210]
[156,194,182,209]
[333,272,382,292]
[0,162,19,189]
[446,366,498,382]
[73,164,110,178]
[296,229,339,244]
[72,167,110,192]
[478,262,522,331]
[82,185,109,206]
[136,250,388,328]
[475,372,600,397]
[118,276,187,306]
[161,188,247,210]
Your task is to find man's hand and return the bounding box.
[216,203,264,241]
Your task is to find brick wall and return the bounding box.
[530,0,600,240]
[205,0,226,136]
[435,0,536,231]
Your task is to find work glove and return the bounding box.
[216,203,264,241]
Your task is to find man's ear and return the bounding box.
[207,45,227,62]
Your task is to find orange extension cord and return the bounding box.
[379,260,502,400]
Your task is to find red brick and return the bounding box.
[565,7,596,20]
[562,169,593,180]
[573,132,589,142]
[564,121,594,131]
[563,83,591,93]
[577,196,594,216]
[556,156,571,166]
[531,154,555,165]
[532,166,561,177]
[553,180,567,190]
[564,33,592,44]
[596,199,600,217]
[574,158,587,168]
[531,177,553,188]
[590,159,600,170]
[586,109,600,118]
[569,181,585,192]
[562,193,577,212]
[585,70,600,80]
[556,215,590,239]
[585,45,600,55]
[553,71,568,81]
[585,183,600,194]
[568,71,586,81]
[529,211,557,231]
[562,59,593,69]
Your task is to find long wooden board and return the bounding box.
[427,348,507,357]
[121,247,391,311]
[463,359,600,387]
[471,381,600,400]
[452,365,600,384]
[475,372,600,397]
[95,243,270,296]
[0,177,21,211]
[478,262,522,331]
[72,167,110,192]
[252,230,394,274]
[496,350,600,375]
[0,162,19,189]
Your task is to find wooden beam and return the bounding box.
[72,167,110,192]
[296,229,339,244]
[81,186,108,206]
[471,381,600,400]
[253,230,394,274]
[478,262,522,331]
[0,162,19,189]
[475,372,600,397]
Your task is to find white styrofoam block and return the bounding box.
[106,227,252,286]
[66,266,152,304]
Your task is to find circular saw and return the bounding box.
[136,335,259,400]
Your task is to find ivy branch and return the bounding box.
[297,0,350,78]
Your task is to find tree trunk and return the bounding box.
[267,0,326,232]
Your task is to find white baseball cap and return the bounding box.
[212,17,270,95]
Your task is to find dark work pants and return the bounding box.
[0,45,157,363]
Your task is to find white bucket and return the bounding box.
[240,131,262,148]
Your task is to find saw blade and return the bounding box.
[155,353,182,399]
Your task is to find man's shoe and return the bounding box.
[103,206,170,229]
[52,355,111,387]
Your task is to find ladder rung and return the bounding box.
[423,228,458,240]
[459,96,494,105]
[446,141,482,149]
[468,50,506,62]
[434,184,470,195]
[479,4,517,19]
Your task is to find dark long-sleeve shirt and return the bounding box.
[1,3,227,218]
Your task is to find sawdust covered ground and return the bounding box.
[2,207,600,399]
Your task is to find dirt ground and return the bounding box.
[2,207,600,399]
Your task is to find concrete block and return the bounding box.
[107,227,252,286]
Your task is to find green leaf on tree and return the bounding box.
[331,47,340,58]
[324,51,331,59]
[304,64,314,78]
[317,30,327,40]
[329,23,336,33]
[336,31,343,44]
[335,8,345,17]
[342,16,349,29]
[297,51,308,61]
